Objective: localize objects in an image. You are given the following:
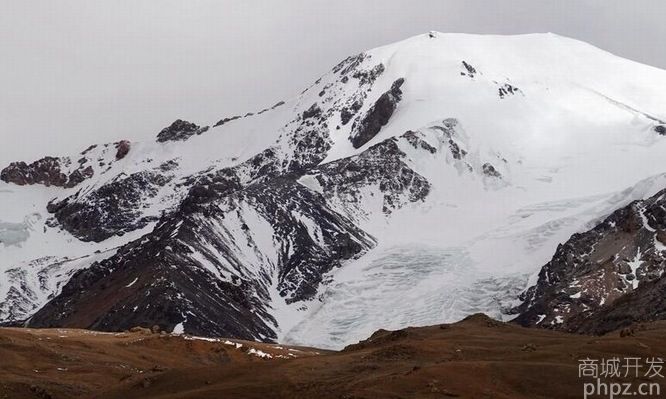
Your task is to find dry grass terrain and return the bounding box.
[1,314,663,398]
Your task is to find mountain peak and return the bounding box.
[2,32,666,349]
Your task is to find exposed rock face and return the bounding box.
[214,115,242,127]
[655,125,666,135]
[461,60,477,77]
[1,157,69,187]
[482,163,501,178]
[514,189,666,333]
[349,78,405,149]
[0,156,100,188]
[47,170,173,242]
[114,140,130,160]
[1,141,132,188]
[156,119,208,142]
[498,83,521,99]
[29,176,376,340]
[570,277,666,334]
[302,103,322,120]
[311,131,431,215]
[65,166,94,187]
[340,100,363,125]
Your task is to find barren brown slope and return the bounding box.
[2,314,664,399]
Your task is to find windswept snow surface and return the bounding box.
[2,33,666,347]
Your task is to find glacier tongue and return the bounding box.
[283,173,666,349]
[282,244,521,349]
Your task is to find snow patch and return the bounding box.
[297,175,323,194]
[172,323,184,335]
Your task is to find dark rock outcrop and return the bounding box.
[1,157,94,188]
[48,171,172,242]
[340,100,363,125]
[349,78,405,149]
[115,140,131,160]
[302,103,322,120]
[65,166,94,187]
[1,157,67,187]
[214,115,242,127]
[461,61,477,77]
[498,83,521,99]
[156,120,208,142]
[312,130,431,215]
[482,163,501,178]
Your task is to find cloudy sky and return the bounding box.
[2,0,665,161]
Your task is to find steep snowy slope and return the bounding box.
[2,32,666,347]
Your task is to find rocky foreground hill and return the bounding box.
[2,314,665,399]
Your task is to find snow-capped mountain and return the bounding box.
[2,32,666,348]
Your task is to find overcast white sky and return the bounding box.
[2,0,665,161]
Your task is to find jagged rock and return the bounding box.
[403,131,436,154]
[0,156,97,188]
[81,144,97,155]
[482,163,501,178]
[156,119,206,142]
[448,139,466,160]
[462,61,477,77]
[66,166,94,187]
[115,140,131,160]
[351,63,385,86]
[498,83,521,98]
[214,115,241,127]
[312,131,431,215]
[302,103,322,120]
[332,53,367,76]
[1,157,67,186]
[349,78,405,148]
[655,125,666,135]
[340,99,363,125]
[48,171,172,242]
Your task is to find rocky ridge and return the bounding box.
[514,188,666,333]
